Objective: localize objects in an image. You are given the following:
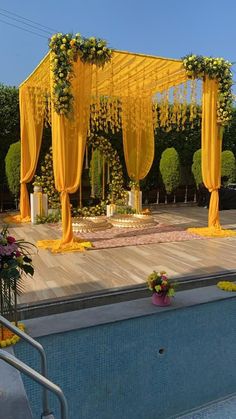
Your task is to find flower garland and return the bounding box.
[49,33,113,116]
[73,135,126,217]
[217,281,236,292]
[182,55,233,126]
[87,135,126,203]
[34,147,60,209]
[0,323,25,348]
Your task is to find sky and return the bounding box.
[0,0,236,91]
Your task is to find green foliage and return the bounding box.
[34,147,60,209]
[191,149,202,188]
[5,141,21,197]
[182,55,233,126]
[89,149,102,198]
[221,150,236,182]
[73,203,106,217]
[87,135,126,203]
[116,205,135,214]
[35,212,61,224]
[0,84,20,186]
[0,84,19,137]
[223,108,236,154]
[159,148,181,194]
[49,33,112,115]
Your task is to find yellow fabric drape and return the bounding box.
[17,86,45,222]
[122,97,154,212]
[202,78,221,228]
[122,97,154,181]
[188,78,236,238]
[37,59,93,252]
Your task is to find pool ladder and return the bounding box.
[0,315,68,419]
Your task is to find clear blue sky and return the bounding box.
[0,0,236,91]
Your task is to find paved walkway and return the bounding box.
[1,206,236,304]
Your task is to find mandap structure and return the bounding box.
[17,33,236,252]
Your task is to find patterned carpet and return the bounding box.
[74,223,208,250]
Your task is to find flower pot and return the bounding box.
[152,293,171,307]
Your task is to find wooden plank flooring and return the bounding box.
[1,206,236,304]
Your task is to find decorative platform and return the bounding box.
[109,213,157,228]
[72,216,112,233]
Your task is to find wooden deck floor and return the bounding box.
[1,206,236,304]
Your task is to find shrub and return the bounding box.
[5,141,21,197]
[89,148,102,198]
[221,150,236,183]
[159,147,181,194]
[191,149,202,188]
[33,147,60,209]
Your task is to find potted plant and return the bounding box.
[147,271,176,306]
[0,226,35,346]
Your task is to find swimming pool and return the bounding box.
[15,287,236,418]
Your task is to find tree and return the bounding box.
[159,148,181,201]
[5,141,21,200]
[221,150,236,183]
[89,148,102,198]
[0,84,20,189]
[191,149,202,188]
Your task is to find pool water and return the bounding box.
[15,295,236,419]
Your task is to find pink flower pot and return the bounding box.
[152,293,171,307]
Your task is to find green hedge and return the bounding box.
[159,147,181,194]
[191,149,202,188]
[5,141,21,197]
[221,150,236,183]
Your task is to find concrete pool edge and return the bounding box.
[18,270,236,320]
[22,285,236,339]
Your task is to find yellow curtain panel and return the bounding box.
[37,58,93,252]
[19,86,45,221]
[201,78,221,228]
[188,77,236,237]
[122,96,154,182]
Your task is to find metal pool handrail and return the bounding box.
[0,350,68,419]
[0,314,50,416]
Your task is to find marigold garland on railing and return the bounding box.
[217,281,236,292]
[49,33,113,116]
[0,323,25,348]
[182,54,233,126]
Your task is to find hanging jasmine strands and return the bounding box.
[107,161,110,183]
[91,147,95,198]
[85,144,89,169]
[79,182,82,208]
[102,154,105,200]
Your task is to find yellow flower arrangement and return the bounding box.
[217,281,236,292]
[147,271,176,297]
[0,322,25,348]
[49,32,113,116]
[182,54,233,127]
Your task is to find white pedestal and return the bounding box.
[128,190,142,210]
[30,193,48,224]
[106,204,116,217]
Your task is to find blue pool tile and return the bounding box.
[177,394,236,418]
